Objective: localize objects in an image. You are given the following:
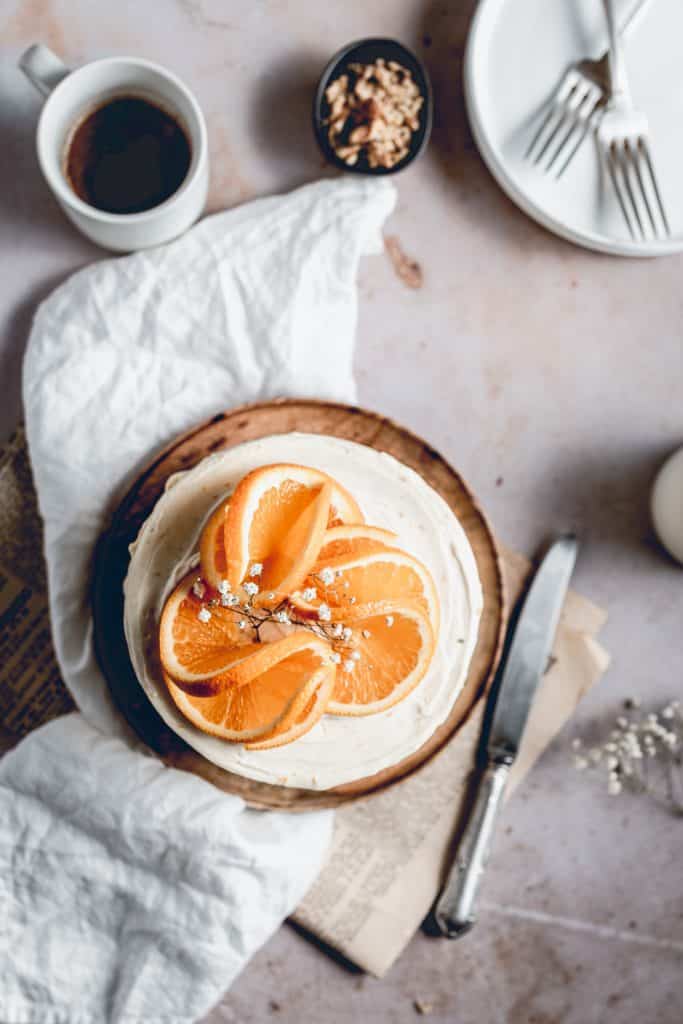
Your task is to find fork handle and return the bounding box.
[603,0,632,102]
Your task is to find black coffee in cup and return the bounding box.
[65,95,192,214]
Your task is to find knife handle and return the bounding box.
[434,760,510,939]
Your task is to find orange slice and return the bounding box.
[314,523,397,563]
[159,572,255,687]
[199,502,228,588]
[292,548,440,633]
[244,663,335,750]
[201,464,363,590]
[164,635,335,743]
[254,482,332,604]
[326,600,435,716]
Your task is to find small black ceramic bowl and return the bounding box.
[313,37,433,175]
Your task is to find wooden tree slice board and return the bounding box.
[92,400,506,810]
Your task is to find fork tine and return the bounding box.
[524,103,559,161]
[627,138,658,236]
[639,138,671,236]
[547,89,602,177]
[615,142,646,239]
[556,103,601,179]
[603,143,638,240]
[531,85,578,166]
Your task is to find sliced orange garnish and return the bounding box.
[158,572,255,687]
[326,601,435,716]
[254,483,331,603]
[314,523,397,563]
[164,636,335,743]
[199,502,228,590]
[244,663,335,750]
[201,464,362,590]
[291,548,440,633]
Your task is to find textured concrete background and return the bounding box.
[1,1,682,1021]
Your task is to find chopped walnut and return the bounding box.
[323,58,424,170]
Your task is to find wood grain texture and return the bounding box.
[92,400,506,810]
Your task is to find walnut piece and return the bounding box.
[323,58,424,170]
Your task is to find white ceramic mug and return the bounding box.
[19,44,209,252]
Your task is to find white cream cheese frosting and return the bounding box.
[123,433,483,790]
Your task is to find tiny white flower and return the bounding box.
[218,579,231,596]
[605,755,619,770]
[349,596,356,604]
[197,606,212,623]
[330,652,341,664]
[351,650,361,661]
[221,593,239,607]
[243,582,259,597]
[319,567,335,586]
[342,626,352,642]
[343,659,356,673]
[331,623,343,638]
[385,615,394,628]
[362,629,371,639]
[574,756,588,771]
[662,706,675,720]
[607,777,622,796]
[302,587,317,602]
[192,579,206,599]
[275,610,290,624]
[571,738,582,751]
[318,603,332,622]
[249,563,263,577]
[267,592,276,601]
[238,619,248,631]
[616,716,628,729]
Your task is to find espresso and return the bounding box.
[65,95,191,214]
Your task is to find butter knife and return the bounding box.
[434,534,578,939]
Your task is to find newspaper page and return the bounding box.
[293,549,610,976]
[0,429,74,738]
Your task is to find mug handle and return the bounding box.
[19,44,70,98]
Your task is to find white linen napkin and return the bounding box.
[0,177,396,1024]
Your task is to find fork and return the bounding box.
[597,0,670,240]
[525,0,650,178]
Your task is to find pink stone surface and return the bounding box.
[1,1,682,1021]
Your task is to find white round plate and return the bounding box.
[465,0,683,256]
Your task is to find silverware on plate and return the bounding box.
[524,0,650,178]
[434,535,578,939]
[597,0,670,240]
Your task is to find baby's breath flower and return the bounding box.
[331,623,343,639]
[318,603,332,622]
[385,615,394,628]
[192,579,206,599]
[330,652,341,664]
[318,567,335,586]
[197,606,212,623]
[302,587,317,602]
[362,629,371,639]
[221,593,239,607]
[351,650,361,661]
[343,659,356,673]
[238,619,248,631]
[218,579,231,596]
[249,563,263,577]
[274,610,290,624]
[342,626,352,642]
[243,581,259,597]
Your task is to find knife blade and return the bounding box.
[434,534,578,939]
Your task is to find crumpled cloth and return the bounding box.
[0,177,396,1024]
